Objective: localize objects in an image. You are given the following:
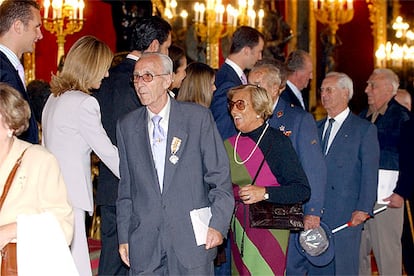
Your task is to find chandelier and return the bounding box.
[158,0,263,69]
[375,16,414,69]
[313,0,354,73]
[42,0,85,65]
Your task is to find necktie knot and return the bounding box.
[152,115,165,145]
[322,118,335,155]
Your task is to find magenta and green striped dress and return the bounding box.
[224,124,309,276]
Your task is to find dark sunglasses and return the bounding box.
[228,99,248,111]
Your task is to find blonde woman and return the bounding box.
[42,36,119,276]
[177,62,216,107]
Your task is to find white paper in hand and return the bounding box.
[190,207,212,246]
[377,169,399,204]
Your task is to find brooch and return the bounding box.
[277,111,283,118]
[169,137,181,164]
[279,125,292,137]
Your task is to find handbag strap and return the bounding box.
[251,143,272,186]
[0,147,29,211]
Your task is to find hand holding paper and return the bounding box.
[190,207,212,246]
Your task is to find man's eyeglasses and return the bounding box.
[228,99,248,111]
[131,73,170,83]
[319,87,337,94]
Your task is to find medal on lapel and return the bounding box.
[169,137,181,164]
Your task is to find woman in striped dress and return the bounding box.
[224,84,310,275]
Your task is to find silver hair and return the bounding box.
[372,68,399,95]
[250,63,281,88]
[140,52,173,74]
[326,71,354,100]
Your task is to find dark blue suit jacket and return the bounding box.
[360,97,411,198]
[272,99,327,276]
[396,117,414,198]
[93,57,142,205]
[210,63,241,140]
[0,51,39,143]
[268,98,326,216]
[280,83,307,111]
[314,112,379,275]
[360,98,410,171]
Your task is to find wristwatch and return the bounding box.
[263,189,269,200]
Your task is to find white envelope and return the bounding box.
[190,207,212,246]
[377,169,399,204]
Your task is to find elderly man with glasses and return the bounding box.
[116,52,234,275]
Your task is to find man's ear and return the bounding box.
[13,20,24,34]
[242,46,250,56]
[147,40,160,52]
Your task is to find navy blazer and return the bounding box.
[268,98,326,217]
[317,113,379,226]
[210,63,241,140]
[360,97,410,170]
[315,112,379,276]
[0,51,39,143]
[280,84,307,111]
[93,57,141,205]
[396,117,414,198]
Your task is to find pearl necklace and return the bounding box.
[233,123,269,165]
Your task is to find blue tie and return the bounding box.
[322,118,335,155]
[152,115,165,145]
[151,115,166,192]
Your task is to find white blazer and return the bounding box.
[42,90,119,213]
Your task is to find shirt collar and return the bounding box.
[286,80,302,98]
[147,96,171,127]
[225,58,244,80]
[126,53,139,61]
[366,100,389,118]
[0,44,21,69]
[329,107,350,125]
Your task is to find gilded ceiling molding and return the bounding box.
[286,0,298,53]
[308,0,317,112]
[366,0,387,65]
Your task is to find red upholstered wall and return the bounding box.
[316,0,373,113]
[35,0,116,82]
[34,0,374,112]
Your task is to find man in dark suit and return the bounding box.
[116,52,234,274]
[313,72,379,275]
[280,50,313,111]
[0,0,43,144]
[248,62,327,275]
[210,26,264,140]
[359,68,411,276]
[93,16,172,275]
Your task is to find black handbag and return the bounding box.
[249,201,304,230]
[248,145,304,231]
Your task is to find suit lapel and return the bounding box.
[162,99,188,194]
[325,113,353,156]
[0,52,26,95]
[133,108,162,194]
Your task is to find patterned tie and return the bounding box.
[152,115,165,145]
[241,73,247,85]
[322,118,335,155]
[151,115,166,192]
[16,63,26,89]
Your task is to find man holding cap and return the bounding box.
[312,72,379,275]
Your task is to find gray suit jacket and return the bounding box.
[116,98,234,271]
